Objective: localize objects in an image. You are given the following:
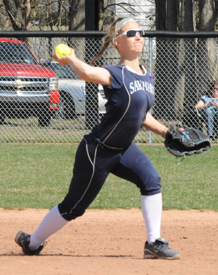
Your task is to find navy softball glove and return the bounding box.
[164,125,211,157]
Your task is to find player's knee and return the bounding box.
[58,202,86,221]
[140,174,161,196]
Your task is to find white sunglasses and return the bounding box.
[115,29,144,39]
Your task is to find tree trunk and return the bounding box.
[199,0,215,31]
[24,0,31,45]
[25,0,31,31]
[69,0,85,31]
[154,0,178,120]
[197,0,217,98]
[3,0,23,31]
[179,0,197,124]
[68,0,85,55]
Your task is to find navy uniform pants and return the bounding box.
[58,135,161,221]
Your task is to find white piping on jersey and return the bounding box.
[102,66,131,144]
[66,138,99,215]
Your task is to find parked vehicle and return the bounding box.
[46,62,106,119]
[0,38,60,126]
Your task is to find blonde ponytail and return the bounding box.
[90,17,126,65]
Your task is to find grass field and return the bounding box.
[0,143,217,211]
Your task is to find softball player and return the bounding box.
[15,17,180,259]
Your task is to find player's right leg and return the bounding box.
[15,205,67,255]
[15,136,119,255]
[15,231,45,255]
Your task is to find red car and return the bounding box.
[0,37,59,126]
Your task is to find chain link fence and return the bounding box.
[0,32,218,143]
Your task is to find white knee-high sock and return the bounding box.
[141,193,162,244]
[29,205,68,250]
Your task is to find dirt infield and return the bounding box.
[1,208,218,275]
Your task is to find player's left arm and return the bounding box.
[142,112,168,138]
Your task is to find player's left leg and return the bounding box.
[111,143,180,259]
[111,143,162,241]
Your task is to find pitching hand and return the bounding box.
[52,48,74,65]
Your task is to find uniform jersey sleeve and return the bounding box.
[103,65,123,89]
[201,95,209,104]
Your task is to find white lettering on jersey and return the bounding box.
[129,80,154,95]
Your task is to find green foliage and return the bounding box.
[0,144,217,211]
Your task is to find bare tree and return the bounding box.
[25,0,31,30]
[69,0,85,30]
[0,0,84,31]
[177,0,198,127]
[197,0,217,94]
[2,0,24,30]
[154,0,179,119]
[154,0,217,123]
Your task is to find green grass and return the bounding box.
[0,143,217,211]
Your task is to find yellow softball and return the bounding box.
[53,44,71,58]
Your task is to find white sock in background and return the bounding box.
[29,205,68,250]
[141,193,162,244]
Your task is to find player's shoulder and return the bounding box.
[104,64,123,72]
[103,65,124,81]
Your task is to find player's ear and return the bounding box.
[112,38,117,47]
[113,38,120,48]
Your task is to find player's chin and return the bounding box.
[134,48,143,54]
[134,45,143,52]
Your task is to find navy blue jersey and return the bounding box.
[59,65,160,222]
[90,65,155,148]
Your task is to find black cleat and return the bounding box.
[15,231,45,256]
[144,238,181,260]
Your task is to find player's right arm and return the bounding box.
[53,48,111,86]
